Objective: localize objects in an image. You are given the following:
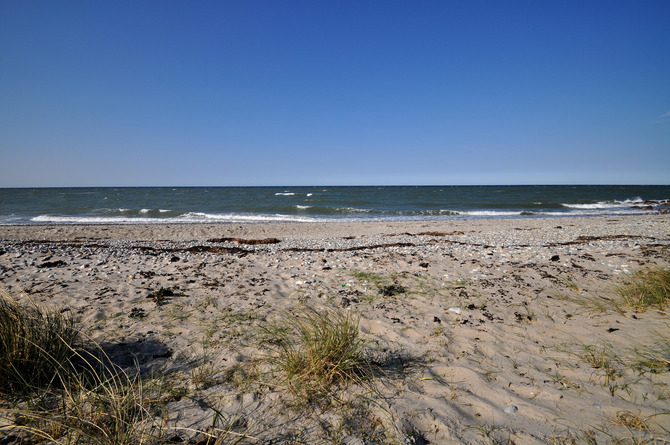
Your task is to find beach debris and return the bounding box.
[418,231,464,236]
[148,286,176,306]
[515,311,536,323]
[208,237,280,245]
[340,296,358,308]
[448,307,462,315]
[129,307,147,319]
[379,283,406,296]
[550,255,560,262]
[504,405,518,414]
[419,262,429,268]
[39,260,67,268]
[433,316,441,323]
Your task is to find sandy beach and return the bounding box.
[1,215,669,444]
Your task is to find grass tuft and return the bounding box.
[267,307,370,401]
[2,348,161,445]
[0,289,162,444]
[629,330,670,372]
[0,288,79,395]
[612,410,650,431]
[617,267,670,311]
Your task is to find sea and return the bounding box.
[0,185,668,225]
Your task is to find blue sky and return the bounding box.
[1,1,669,187]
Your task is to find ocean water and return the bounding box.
[0,185,668,225]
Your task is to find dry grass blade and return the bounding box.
[617,267,670,311]
[613,410,650,431]
[629,330,670,372]
[0,288,163,444]
[1,342,161,445]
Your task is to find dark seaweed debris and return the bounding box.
[148,287,176,306]
[379,284,406,297]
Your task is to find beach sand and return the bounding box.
[1,215,669,443]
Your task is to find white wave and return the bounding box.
[562,198,651,210]
[275,192,295,196]
[459,210,524,217]
[140,209,150,213]
[562,202,621,209]
[31,215,160,224]
[32,212,323,224]
[181,212,319,223]
[295,205,312,209]
[159,209,170,213]
[306,193,313,197]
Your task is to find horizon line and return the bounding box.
[2,183,670,189]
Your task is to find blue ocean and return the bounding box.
[0,185,668,225]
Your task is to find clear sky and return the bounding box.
[1,1,669,187]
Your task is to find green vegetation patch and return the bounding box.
[266,307,371,401]
[617,267,670,311]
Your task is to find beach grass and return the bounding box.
[617,267,670,311]
[20,352,158,445]
[266,307,370,402]
[0,289,165,444]
[1,352,159,444]
[0,287,258,443]
[629,330,670,373]
[0,288,79,396]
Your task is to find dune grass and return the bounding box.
[0,288,79,396]
[617,267,670,311]
[0,289,163,444]
[5,351,159,445]
[266,307,371,401]
[629,330,670,372]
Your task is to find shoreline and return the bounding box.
[2,213,668,240]
[1,214,669,443]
